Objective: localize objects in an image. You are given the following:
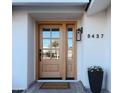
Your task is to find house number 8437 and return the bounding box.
[87,34,104,38]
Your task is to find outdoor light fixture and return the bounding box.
[76,27,83,41]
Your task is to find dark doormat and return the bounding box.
[40,82,70,89]
[12,90,23,93]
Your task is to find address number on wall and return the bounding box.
[87,34,104,38]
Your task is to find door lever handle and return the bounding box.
[39,49,41,61]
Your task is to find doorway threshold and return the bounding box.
[37,80,78,82]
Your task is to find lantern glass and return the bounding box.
[76,31,81,41]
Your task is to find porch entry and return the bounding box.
[37,22,77,80]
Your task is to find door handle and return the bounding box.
[39,49,41,61]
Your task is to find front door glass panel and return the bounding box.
[42,27,60,59]
[67,28,73,59]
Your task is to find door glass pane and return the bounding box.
[43,50,51,59]
[43,31,50,38]
[51,50,59,59]
[68,31,72,38]
[67,28,73,31]
[43,39,50,48]
[52,28,60,38]
[51,28,59,31]
[51,39,59,48]
[43,28,50,31]
[68,39,72,49]
[68,49,72,58]
[42,28,50,38]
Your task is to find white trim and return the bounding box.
[12,0,89,4]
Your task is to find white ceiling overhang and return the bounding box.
[13,1,89,21]
[13,5,86,20]
[29,12,83,21]
[12,0,111,19]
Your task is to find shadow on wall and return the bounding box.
[104,71,107,89]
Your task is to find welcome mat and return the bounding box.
[40,82,70,89]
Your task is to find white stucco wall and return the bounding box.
[106,5,111,91]
[27,15,35,87]
[77,6,111,91]
[12,11,28,89]
[12,10,36,89]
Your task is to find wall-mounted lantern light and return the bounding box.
[76,27,83,41]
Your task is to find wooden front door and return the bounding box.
[37,22,76,80]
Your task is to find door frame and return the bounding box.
[35,21,77,80]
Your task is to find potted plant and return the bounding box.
[88,66,104,93]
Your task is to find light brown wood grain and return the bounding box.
[36,21,77,80]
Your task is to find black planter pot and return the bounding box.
[88,70,103,93]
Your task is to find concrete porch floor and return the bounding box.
[14,81,110,93]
